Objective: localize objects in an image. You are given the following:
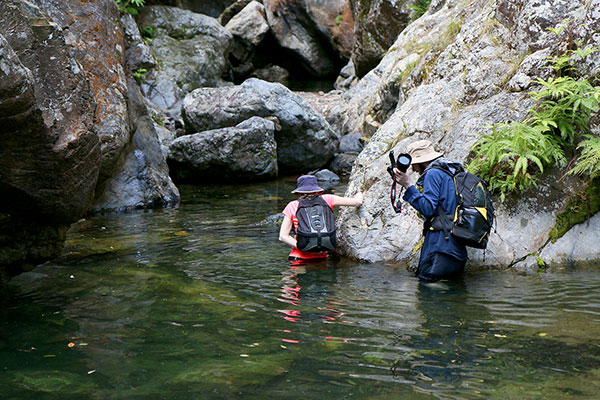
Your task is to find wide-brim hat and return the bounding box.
[291,175,324,193]
[407,140,443,164]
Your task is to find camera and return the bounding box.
[387,151,412,178]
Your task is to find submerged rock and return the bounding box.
[182,78,339,173]
[168,116,278,182]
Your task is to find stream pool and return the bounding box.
[1,178,599,399]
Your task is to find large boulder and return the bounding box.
[336,0,600,267]
[155,0,238,18]
[91,116,180,212]
[137,6,233,116]
[349,0,411,77]
[263,0,347,77]
[182,78,339,173]
[225,1,269,46]
[224,0,270,80]
[168,116,278,182]
[36,0,180,213]
[91,77,180,212]
[35,0,132,184]
[0,2,99,280]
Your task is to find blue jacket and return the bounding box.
[402,158,468,261]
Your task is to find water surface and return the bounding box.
[2,178,600,399]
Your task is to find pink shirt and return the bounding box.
[282,194,335,259]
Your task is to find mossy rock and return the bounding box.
[549,181,600,242]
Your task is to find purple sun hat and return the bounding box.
[291,175,324,194]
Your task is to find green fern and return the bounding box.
[468,122,565,201]
[530,76,600,143]
[115,0,145,15]
[468,27,600,201]
[568,135,600,179]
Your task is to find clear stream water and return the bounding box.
[1,178,599,399]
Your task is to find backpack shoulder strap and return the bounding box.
[430,165,459,199]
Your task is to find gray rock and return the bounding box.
[137,6,233,116]
[263,0,343,77]
[540,213,600,266]
[182,78,339,173]
[168,116,278,182]
[250,64,290,85]
[91,116,180,212]
[507,49,553,92]
[334,60,358,90]
[35,0,131,184]
[335,0,599,266]
[339,132,364,153]
[314,169,340,182]
[219,0,254,25]
[155,124,177,160]
[349,0,411,77]
[329,153,357,176]
[166,0,238,18]
[225,1,269,46]
[120,13,155,71]
[0,1,99,280]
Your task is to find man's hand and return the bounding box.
[393,167,411,188]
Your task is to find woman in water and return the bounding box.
[279,175,363,262]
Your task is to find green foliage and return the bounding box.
[468,121,565,201]
[536,256,546,268]
[467,31,600,201]
[408,0,431,21]
[568,135,600,179]
[530,76,600,143]
[115,0,145,15]
[141,26,156,40]
[133,68,148,83]
[335,14,343,25]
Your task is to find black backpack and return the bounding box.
[429,166,495,249]
[295,195,337,252]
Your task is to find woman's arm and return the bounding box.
[279,215,297,248]
[331,192,363,207]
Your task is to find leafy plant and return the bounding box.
[468,121,565,201]
[408,0,431,21]
[141,26,156,40]
[335,14,343,25]
[467,29,600,201]
[530,76,600,143]
[115,0,145,15]
[133,68,148,83]
[568,135,600,179]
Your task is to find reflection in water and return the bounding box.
[1,179,600,399]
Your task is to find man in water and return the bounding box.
[394,140,467,282]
